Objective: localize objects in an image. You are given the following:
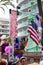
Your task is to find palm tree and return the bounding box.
[37,0,42,16]
[0,0,15,12]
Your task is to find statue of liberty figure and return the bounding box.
[25,0,42,52]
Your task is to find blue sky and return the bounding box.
[0,0,17,19]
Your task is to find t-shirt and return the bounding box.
[1,42,9,54]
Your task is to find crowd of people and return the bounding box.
[0,35,43,65]
[0,55,43,65]
[0,35,28,65]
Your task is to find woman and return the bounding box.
[14,37,23,58]
[20,56,28,65]
[1,35,9,54]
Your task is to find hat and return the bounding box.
[12,57,19,65]
[1,35,7,39]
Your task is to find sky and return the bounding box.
[0,0,17,19]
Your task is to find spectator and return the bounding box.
[39,60,43,65]
[2,53,8,65]
[30,58,34,63]
[29,58,39,65]
[1,59,6,65]
[20,56,28,65]
[12,57,21,65]
[1,35,9,54]
[8,61,12,65]
[14,37,23,58]
[0,59,2,65]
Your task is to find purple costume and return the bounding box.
[1,42,9,54]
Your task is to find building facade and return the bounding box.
[17,0,43,38]
[0,18,10,37]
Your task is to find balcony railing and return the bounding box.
[0,24,9,26]
[0,32,9,34]
[20,1,37,10]
[17,31,28,37]
[17,21,28,29]
[0,28,9,30]
[17,12,29,21]
[17,10,39,21]
[18,0,24,5]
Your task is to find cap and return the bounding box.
[1,35,7,39]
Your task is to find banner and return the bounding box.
[9,9,17,38]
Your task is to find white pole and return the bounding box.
[8,9,11,61]
[8,43,10,61]
[12,37,14,60]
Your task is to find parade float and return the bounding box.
[23,0,43,62]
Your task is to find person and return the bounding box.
[0,38,2,59]
[2,53,8,60]
[8,61,13,65]
[29,58,39,65]
[39,60,43,65]
[1,35,9,54]
[0,59,2,65]
[12,57,21,65]
[0,45,2,59]
[14,36,23,58]
[20,56,28,65]
[1,59,6,65]
[2,53,8,65]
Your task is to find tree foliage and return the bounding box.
[0,0,15,12]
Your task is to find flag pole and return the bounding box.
[9,9,14,61]
[12,37,14,60]
[8,9,11,61]
[9,9,17,60]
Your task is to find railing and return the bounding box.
[0,28,9,30]
[20,1,37,10]
[18,0,24,5]
[17,10,39,21]
[17,21,28,29]
[17,12,29,21]
[17,31,28,37]
[0,32,9,34]
[0,24,9,26]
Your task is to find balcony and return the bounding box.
[17,10,39,21]
[20,1,37,10]
[0,28,9,30]
[20,0,43,10]
[0,32,9,34]
[17,12,29,21]
[17,21,28,30]
[17,31,28,37]
[0,24,9,26]
[17,0,24,5]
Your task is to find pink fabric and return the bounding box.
[5,46,12,54]
[10,10,17,38]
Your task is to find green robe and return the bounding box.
[25,33,40,52]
